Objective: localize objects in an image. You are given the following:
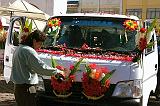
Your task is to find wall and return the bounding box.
[123,0,160,20]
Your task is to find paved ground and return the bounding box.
[0,74,160,106]
[0,75,16,106]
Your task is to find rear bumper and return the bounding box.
[36,92,142,106]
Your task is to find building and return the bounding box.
[123,0,160,20]
[78,0,122,14]
[67,1,79,13]
[68,0,160,21]
[1,0,159,21]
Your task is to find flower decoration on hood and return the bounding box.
[51,58,83,97]
[48,18,61,28]
[82,63,115,100]
[135,19,157,52]
[123,19,157,53]
[123,20,138,31]
[19,18,32,43]
[47,18,61,45]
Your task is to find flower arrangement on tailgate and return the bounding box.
[51,58,83,98]
[82,63,115,100]
[19,18,32,43]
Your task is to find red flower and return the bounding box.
[51,76,72,93]
[56,65,65,71]
[69,65,75,70]
[140,28,146,33]
[100,67,109,74]
[105,80,110,88]
[82,73,109,97]
[23,27,29,32]
[88,63,96,69]
[69,75,75,80]
[81,43,89,50]
[138,37,147,51]
[0,20,3,30]
[82,64,115,99]
[51,58,83,96]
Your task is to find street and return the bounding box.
[0,76,16,106]
[0,75,160,106]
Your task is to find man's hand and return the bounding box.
[55,69,65,82]
[55,73,65,82]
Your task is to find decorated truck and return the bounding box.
[4,13,158,106]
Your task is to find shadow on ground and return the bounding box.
[0,80,14,93]
[0,79,16,106]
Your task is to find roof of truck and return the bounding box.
[52,13,139,20]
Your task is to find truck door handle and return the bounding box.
[155,64,158,71]
[5,56,9,62]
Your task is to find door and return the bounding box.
[3,17,25,82]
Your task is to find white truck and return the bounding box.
[4,13,158,106]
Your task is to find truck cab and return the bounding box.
[4,13,158,106]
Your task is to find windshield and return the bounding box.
[44,16,137,52]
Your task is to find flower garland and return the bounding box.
[51,58,83,97]
[82,63,115,100]
[37,48,135,62]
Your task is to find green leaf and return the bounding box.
[70,58,83,75]
[51,58,57,68]
[147,41,154,48]
[28,20,32,32]
[101,69,116,85]
[85,64,92,74]
[25,18,29,28]
[147,18,157,32]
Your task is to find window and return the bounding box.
[147,8,160,19]
[44,17,137,52]
[126,9,142,18]
[101,8,119,14]
[11,20,21,46]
